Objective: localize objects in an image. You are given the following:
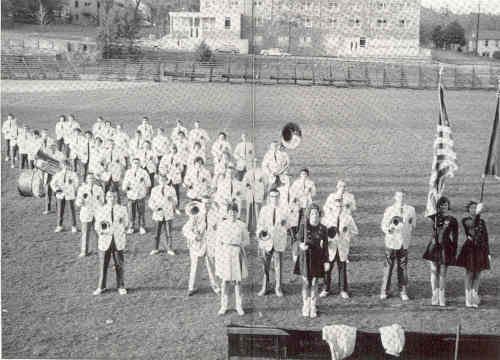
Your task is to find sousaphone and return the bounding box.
[281,122,302,150]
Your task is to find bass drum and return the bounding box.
[17,170,45,198]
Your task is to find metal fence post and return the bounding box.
[312,62,316,85]
[418,65,423,89]
[471,66,476,88]
[329,63,333,85]
[276,61,280,84]
[382,66,387,88]
[294,61,298,85]
[454,66,458,88]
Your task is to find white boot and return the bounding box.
[431,289,439,306]
[302,297,310,317]
[310,291,318,318]
[235,284,245,316]
[218,283,228,315]
[438,288,446,307]
[472,289,480,306]
[465,289,473,308]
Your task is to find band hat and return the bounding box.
[379,324,405,357]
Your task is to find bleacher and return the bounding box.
[1,55,81,80]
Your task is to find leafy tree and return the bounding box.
[431,25,445,49]
[442,21,466,49]
[143,0,172,38]
[196,41,213,62]
[7,0,67,25]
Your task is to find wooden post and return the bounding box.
[227,57,231,83]
[418,65,423,89]
[436,66,440,87]
[454,66,458,88]
[294,61,297,85]
[472,66,477,88]
[454,323,461,360]
[312,62,316,85]
[382,66,387,88]
[329,63,333,85]
[347,63,351,83]
[365,63,370,87]
[276,61,280,84]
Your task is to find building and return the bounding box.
[66,0,101,25]
[165,0,249,53]
[469,30,500,58]
[243,0,422,57]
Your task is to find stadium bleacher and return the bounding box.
[1,55,81,80]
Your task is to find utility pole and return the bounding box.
[475,1,481,56]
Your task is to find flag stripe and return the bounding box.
[484,96,500,177]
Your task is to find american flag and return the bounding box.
[424,77,458,217]
[483,89,500,179]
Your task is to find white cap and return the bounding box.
[379,324,405,357]
[322,324,357,360]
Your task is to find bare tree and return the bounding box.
[10,0,67,25]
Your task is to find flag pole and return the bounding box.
[480,78,500,202]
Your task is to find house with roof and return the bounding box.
[469,30,500,58]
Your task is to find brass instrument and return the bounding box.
[34,149,62,175]
[388,216,404,234]
[258,229,273,252]
[327,226,338,239]
[99,220,112,235]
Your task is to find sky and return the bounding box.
[421,0,500,15]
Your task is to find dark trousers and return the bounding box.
[57,138,65,152]
[72,158,80,173]
[56,198,77,227]
[154,219,173,250]
[9,144,18,164]
[323,252,348,292]
[19,153,28,169]
[148,172,155,193]
[127,198,145,230]
[173,184,180,207]
[381,247,408,294]
[97,239,124,289]
[5,139,11,158]
[261,248,283,289]
[45,174,53,211]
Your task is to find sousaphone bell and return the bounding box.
[258,230,273,252]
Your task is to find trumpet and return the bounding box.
[83,193,89,200]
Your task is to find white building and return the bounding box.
[469,30,500,58]
[165,0,249,54]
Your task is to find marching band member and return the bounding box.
[93,191,129,296]
[51,159,80,233]
[76,173,105,257]
[171,119,188,144]
[216,201,249,316]
[158,144,183,205]
[139,140,158,190]
[233,133,254,182]
[130,130,144,160]
[213,150,232,178]
[88,137,106,179]
[17,124,31,169]
[320,187,358,299]
[205,200,223,294]
[148,173,178,256]
[152,128,170,167]
[188,120,210,151]
[293,204,329,318]
[173,131,190,181]
[262,141,289,190]
[2,113,17,165]
[422,197,458,306]
[68,128,84,173]
[183,200,218,295]
[114,124,130,168]
[64,114,80,157]
[27,130,43,169]
[102,120,115,141]
[122,157,151,235]
[212,132,232,173]
[79,131,93,181]
[243,158,268,234]
[42,143,64,215]
[187,141,206,170]
[39,129,54,154]
[55,115,67,152]
[290,168,317,225]
[92,116,105,142]
[256,189,288,297]
[324,180,357,216]
[456,201,490,308]
[138,116,154,143]
[184,157,212,202]
[212,166,238,212]
[380,191,416,301]
[101,139,126,203]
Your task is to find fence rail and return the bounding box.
[2,54,500,90]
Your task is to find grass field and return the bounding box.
[1,80,500,359]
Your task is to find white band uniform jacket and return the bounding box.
[184,167,212,200]
[171,125,188,143]
[290,178,317,209]
[257,204,289,252]
[381,204,416,250]
[262,148,289,180]
[88,145,106,175]
[234,141,254,168]
[188,128,210,149]
[28,137,43,161]
[122,167,151,200]
[50,169,80,200]
[63,120,80,140]
[158,153,183,184]
[321,210,359,262]
[55,121,66,141]
[2,119,17,140]
[243,168,267,203]
[215,219,249,282]
[182,215,207,256]
[152,134,170,158]
[129,136,144,158]
[101,148,126,182]
[138,123,154,142]
[148,184,178,221]
[324,191,357,215]
[17,128,30,154]
[206,207,223,259]
[211,140,232,161]
[277,181,300,228]
[101,126,115,141]
[113,131,130,156]
[76,183,105,222]
[92,122,104,140]
[213,175,239,205]
[138,149,158,174]
[187,149,207,168]
[94,204,129,251]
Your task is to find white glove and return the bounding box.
[299,243,309,251]
[476,203,484,215]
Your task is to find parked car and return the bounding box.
[214,45,240,55]
[260,48,290,56]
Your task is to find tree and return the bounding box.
[275,0,304,53]
[8,0,67,25]
[442,21,466,49]
[196,41,213,62]
[143,0,172,38]
[431,25,445,49]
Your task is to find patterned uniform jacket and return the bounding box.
[148,184,178,221]
[76,183,105,222]
[94,204,129,251]
[257,204,288,252]
[50,169,80,200]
